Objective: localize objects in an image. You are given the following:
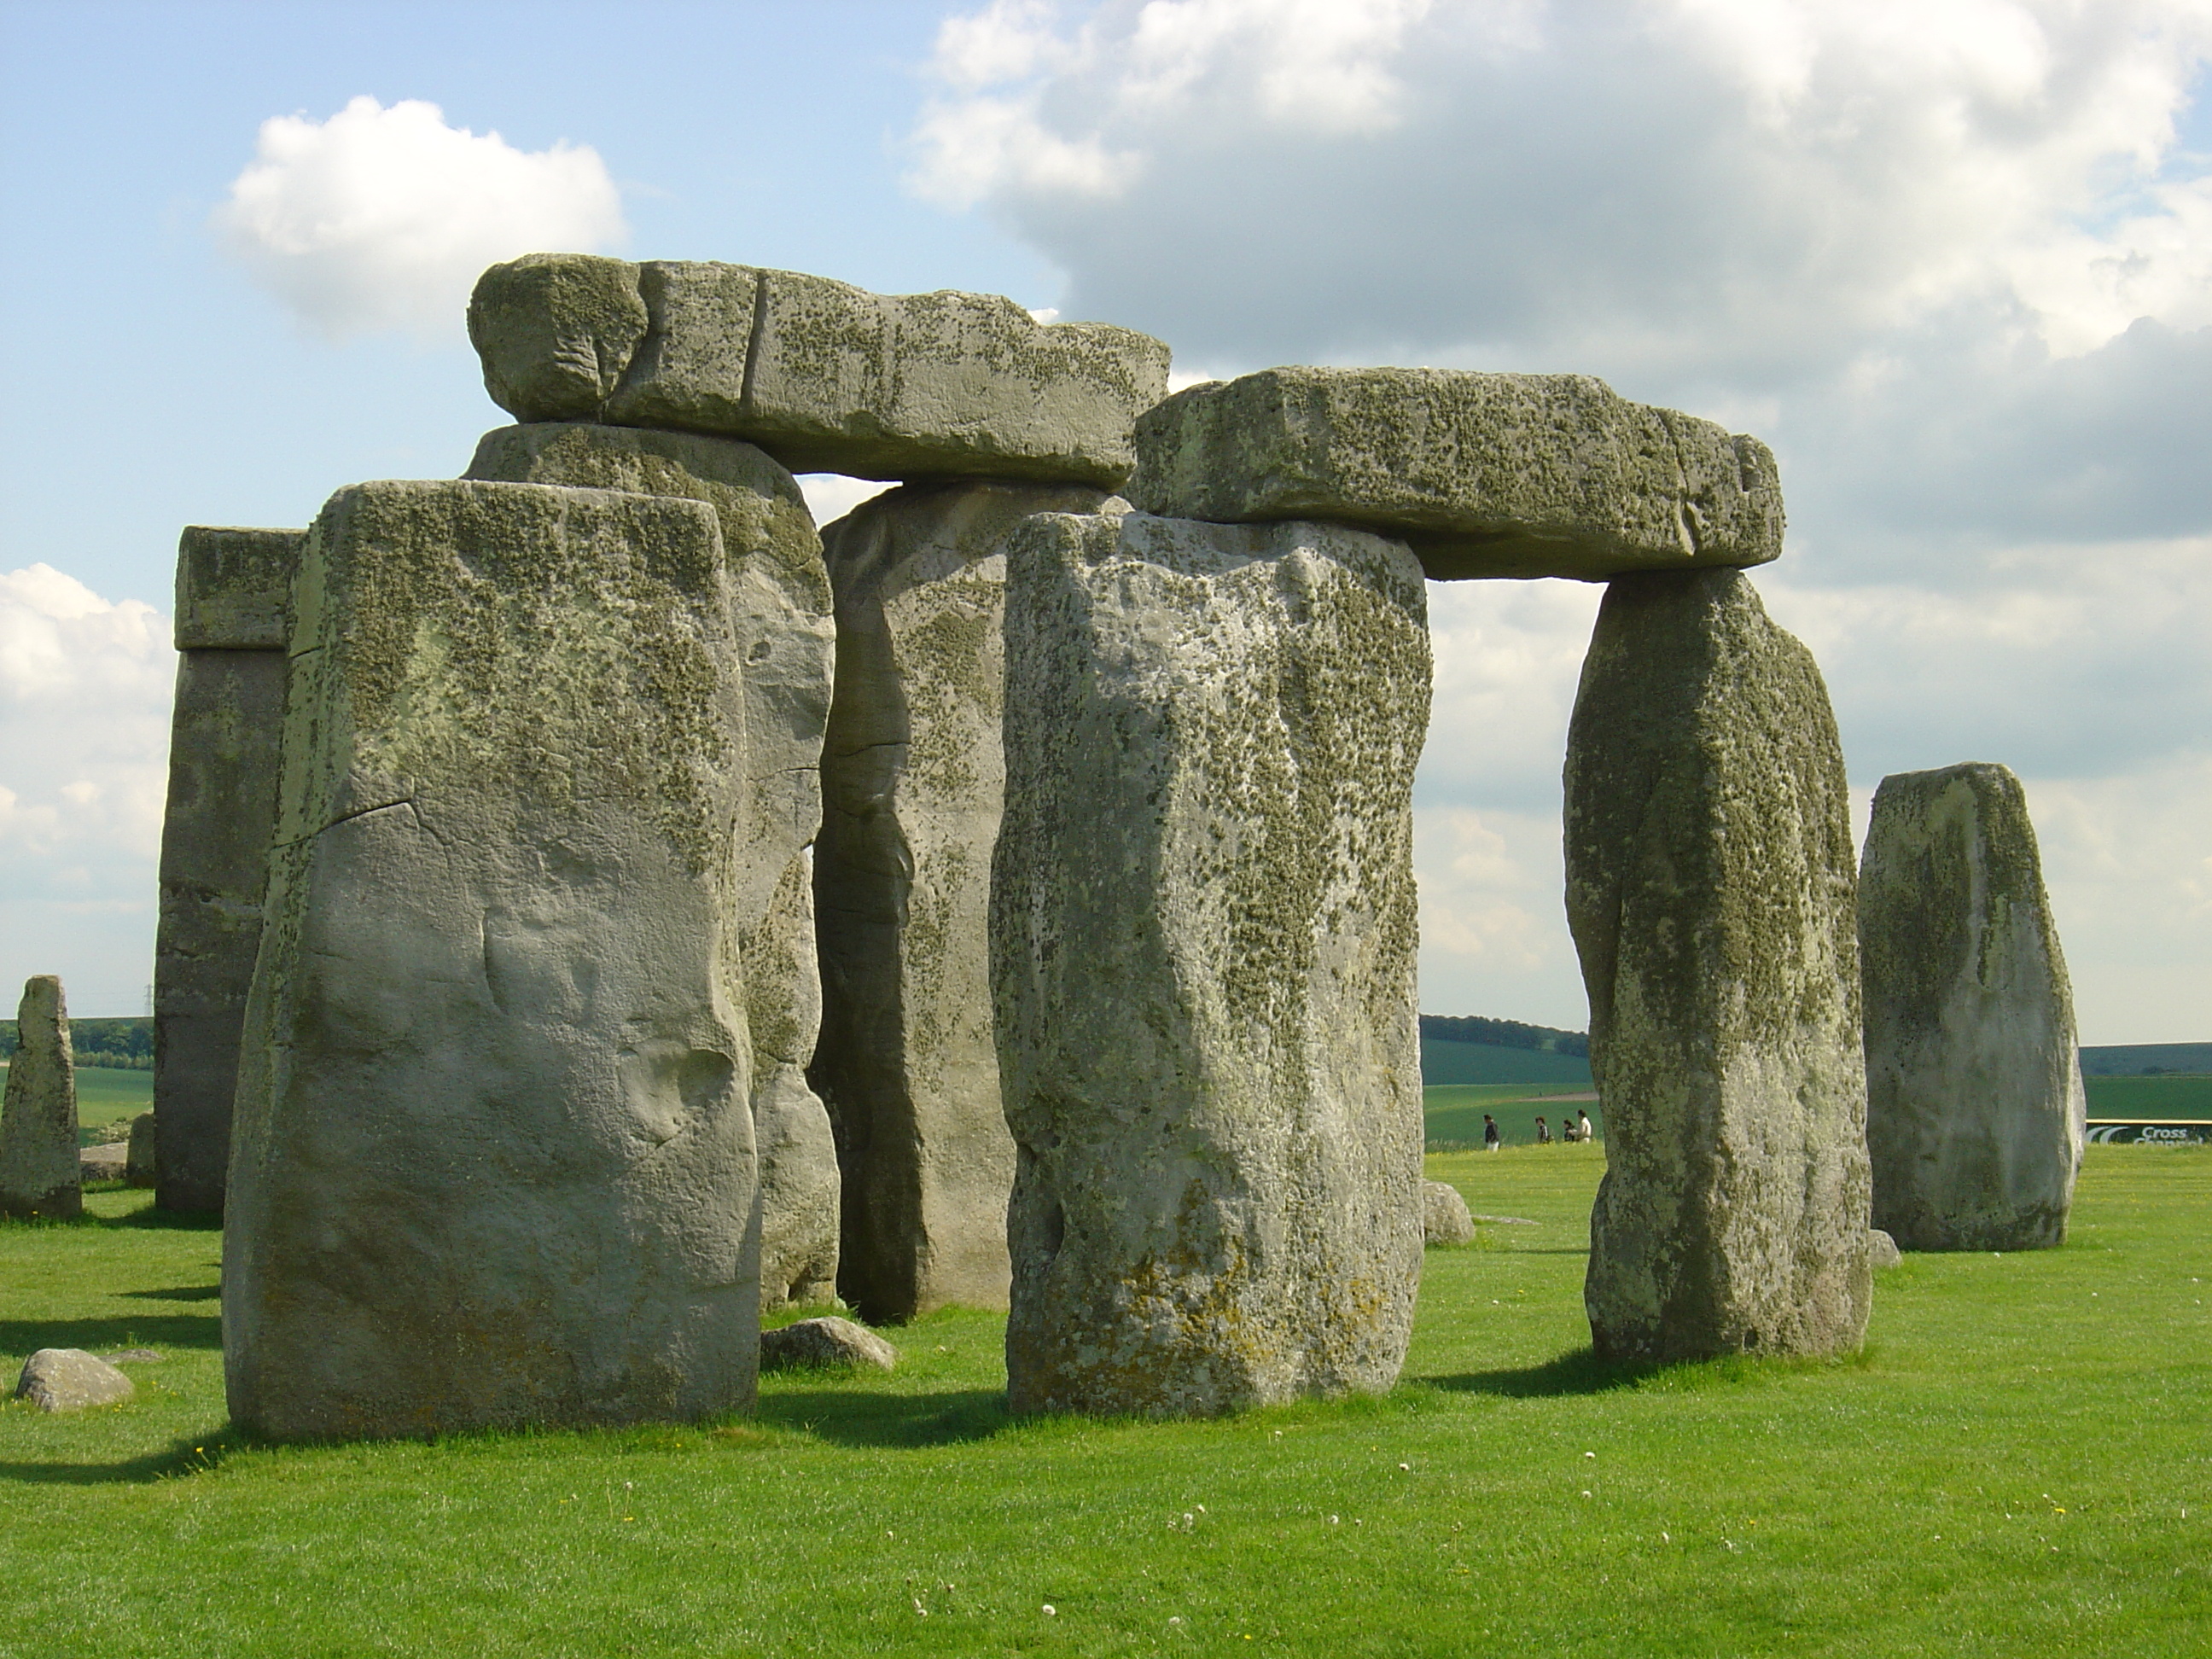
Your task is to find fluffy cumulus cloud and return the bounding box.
[0,568,172,1016]
[915,0,2212,1039]
[215,96,626,341]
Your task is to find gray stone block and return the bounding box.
[2,975,79,1220]
[1860,763,2085,1251]
[760,1315,899,1372]
[1127,368,1784,581]
[173,525,303,649]
[995,511,1430,1417]
[748,851,840,1309]
[156,527,305,1214]
[15,1348,132,1412]
[224,480,763,1441]
[1565,569,1870,1362]
[125,1112,157,1187]
[469,255,1170,486]
[1423,1180,1476,1247]
[465,422,839,1307]
[811,480,1112,1324]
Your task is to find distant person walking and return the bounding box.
[1535,1115,1551,1145]
[1575,1109,1593,1144]
[1482,1114,1501,1152]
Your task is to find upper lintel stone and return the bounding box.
[468,255,1171,488]
[173,527,306,649]
[1125,367,1784,582]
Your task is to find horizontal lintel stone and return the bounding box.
[173,527,306,649]
[469,254,1171,489]
[1126,367,1784,582]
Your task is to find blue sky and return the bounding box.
[3,1,2209,1041]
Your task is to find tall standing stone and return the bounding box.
[994,511,1430,1416]
[154,526,304,1214]
[812,480,1113,1323]
[1860,763,2085,1250]
[465,423,841,1302]
[2,976,79,1220]
[224,480,762,1441]
[1564,569,1870,1362]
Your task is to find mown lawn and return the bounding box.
[1424,1083,1599,1147]
[1,1146,2206,1656]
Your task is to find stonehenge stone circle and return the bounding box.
[748,851,841,1308]
[1860,763,2086,1251]
[470,255,1171,486]
[224,480,762,1441]
[1565,569,1871,1362]
[2,975,79,1220]
[1128,368,1784,580]
[994,509,1429,1416]
[812,480,1114,1321]
[154,525,303,1214]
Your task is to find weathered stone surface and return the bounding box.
[468,253,652,424]
[156,525,304,1214]
[759,1316,899,1373]
[126,1112,157,1187]
[1564,569,1870,1362]
[79,1143,127,1181]
[1423,1180,1476,1247]
[15,1348,132,1412]
[465,422,840,1310]
[1860,763,2086,1252]
[1128,368,1784,582]
[995,511,1430,1416]
[172,525,303,649]
[469,255,1171,486]
[464,422,833,929]
[749,851,841,1309]
[1868,1229,1903,1269]
[2,976,79,1220]
[224,480,762,1441]
[812,480,1114,1323]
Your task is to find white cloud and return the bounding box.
[0,567,172,1016]
[214,96,626,341]
[1414,803,1586,1030]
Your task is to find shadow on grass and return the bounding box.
[0,1426,242,1487]
[755,1385,1013,1448]
[122,1284,219,1302]
[0,1312,219,1354]
[1428,1342,1879,1400]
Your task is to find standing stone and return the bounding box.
[125,1112,158,1188]
[750,850,841,1307]
[994,511,1430,1417]
[1860,763,2086,1251]
[469,256,1171,486]
[2,975,79,1219]
[812,480,1113,1323]
[465,422,841,1310]
[224,480,761,1441]
[1564,569,1870,1362]
[155,526,304,1214]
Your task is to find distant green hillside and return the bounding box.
[1420,1036,1594,1087]
[2080,1043,2212,1076]
[2084,1074,2212,1118]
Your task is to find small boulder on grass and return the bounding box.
[760,1317,899,1373]
[15,1348,133,1412]
[79,1143,128,1182]
[1423,1180,1477,1247]
[1868,1229,1903,1270]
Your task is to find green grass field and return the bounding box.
[1424,1083,1599,1148]
[1418,1037,1592,1088]
[3,1147,2206,1656]
[2084,1074,2212,1119]
[0,1062,152,1143]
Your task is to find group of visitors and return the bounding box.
[1487,1107,1594,1150]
